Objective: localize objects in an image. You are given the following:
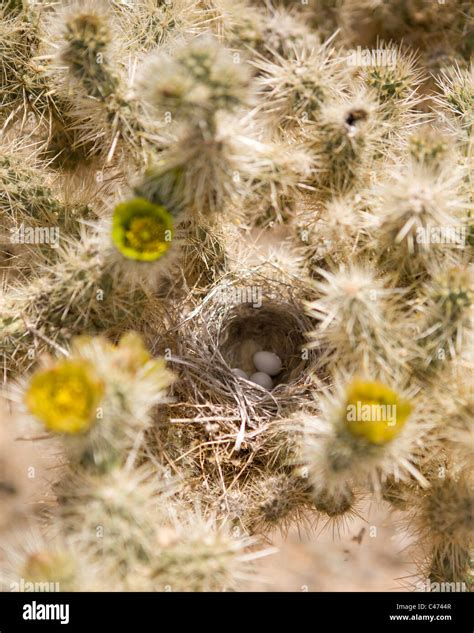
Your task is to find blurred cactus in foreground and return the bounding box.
[0,0,472,592]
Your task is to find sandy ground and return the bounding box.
[249,500,418,592]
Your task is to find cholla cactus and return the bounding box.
[339,0,472,67]
[253,39,339,131]
[142,34,251,124]
[0,143,95,233]
[0,0,472,595]
[357,44,425,127]
[305,266,408,377]
[22,332,174,470]
[371,163,469,282]
[437,64,474,124]
[0,529,98,592]
[305,87,384,194]
[144,512,269,592]
[411,469,474,589]
[41,1,155,162]
[414,265,473,372]
[298,375,431,501]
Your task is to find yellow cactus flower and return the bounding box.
[25,360,104,434]
[344,379,412,445]
[112,197,173,262]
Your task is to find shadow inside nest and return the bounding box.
[219,302,308,387]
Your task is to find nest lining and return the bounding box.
[151,268,320,481]
[160,270,318,413]
[219,302,307,385]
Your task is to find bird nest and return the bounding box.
[149,267,320,496]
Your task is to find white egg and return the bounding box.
[253,351,282,376]
[249,372,273,390]
[231,368,248,379]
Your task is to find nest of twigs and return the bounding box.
[149,266,320,497]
